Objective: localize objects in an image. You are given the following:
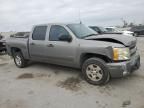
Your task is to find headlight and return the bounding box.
[113,48,130,60]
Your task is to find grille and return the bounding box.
[130,46,137,56]
[129,40,137,56]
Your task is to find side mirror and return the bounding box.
[59,34,72,42]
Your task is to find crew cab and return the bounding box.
[6,23,140,85]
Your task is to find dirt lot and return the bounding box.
[0,37,144,108]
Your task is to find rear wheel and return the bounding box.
[13,52,28,68]
[82,57,110,85]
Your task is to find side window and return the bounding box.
[32,26,47,40]
[49,25,69,41]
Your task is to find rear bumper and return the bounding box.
[107,52,140,78]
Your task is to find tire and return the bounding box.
[82,57,110,85]
[13,52,28,68]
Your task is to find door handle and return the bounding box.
[47,44,54,47]
[30,43,35,45]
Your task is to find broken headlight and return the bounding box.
[113,48,130,61]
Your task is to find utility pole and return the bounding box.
[79,9,82,24]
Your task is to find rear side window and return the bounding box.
[49,25,69,41]
[32,26,47,40]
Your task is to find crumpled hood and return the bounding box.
[85,34,136,47]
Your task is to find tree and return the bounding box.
[121,18,128,27]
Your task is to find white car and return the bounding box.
[105,27,134,36]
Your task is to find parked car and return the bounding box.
[105,27,134,36]
[0,35,6,52]
[89,26,108,34]
[90,26,123,35]
[130,26,144,36]
[6,23,140,85]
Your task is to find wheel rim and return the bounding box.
[86,64,103,81]
[15,55,22,66]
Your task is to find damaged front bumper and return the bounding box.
[107,52,140,78]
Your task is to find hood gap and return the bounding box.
[88,38,124,45]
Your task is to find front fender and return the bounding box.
[75,46,113,67]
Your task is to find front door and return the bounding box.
[44,25,77,66]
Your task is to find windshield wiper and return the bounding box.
[82,34,97,39]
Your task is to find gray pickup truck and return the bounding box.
[6,23,140,85]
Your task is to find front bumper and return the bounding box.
[107,52,140,78]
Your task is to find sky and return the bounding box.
[0,0,144,32]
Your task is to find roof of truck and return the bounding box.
[34,23,81,26]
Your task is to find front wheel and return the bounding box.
[82,57,110,85]
[13,52,28,68]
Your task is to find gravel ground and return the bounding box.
[0,37,144,108]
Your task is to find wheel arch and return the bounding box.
[11,47,22,56]
[80,53,112,67]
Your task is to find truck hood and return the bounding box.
[85,34,136,47]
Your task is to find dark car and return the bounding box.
[130,26,144,36]
[0,35,6,52]
[89,26,108,34]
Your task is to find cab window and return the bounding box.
[32,26,47,40]
[49,25,69,41]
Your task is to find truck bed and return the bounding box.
[6,36,29,59]
[7,36,28,45]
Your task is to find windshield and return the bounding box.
[67,24,97,38]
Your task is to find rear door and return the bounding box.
[29,25,47,60]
